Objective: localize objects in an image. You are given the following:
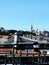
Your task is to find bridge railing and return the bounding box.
[0,41,49,64]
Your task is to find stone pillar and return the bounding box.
[14,32,18,44]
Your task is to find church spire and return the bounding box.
[31,24,33,32]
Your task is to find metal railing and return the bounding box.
[0,42,49,65]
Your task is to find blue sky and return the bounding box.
[0,0,49,31]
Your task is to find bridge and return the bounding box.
[0,32,49,65]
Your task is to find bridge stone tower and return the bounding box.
[14,31,23,44]
[14,32,18,44]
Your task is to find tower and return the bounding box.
[31,24,33,32]
[14,32,18,44]
[30,24,33,39]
